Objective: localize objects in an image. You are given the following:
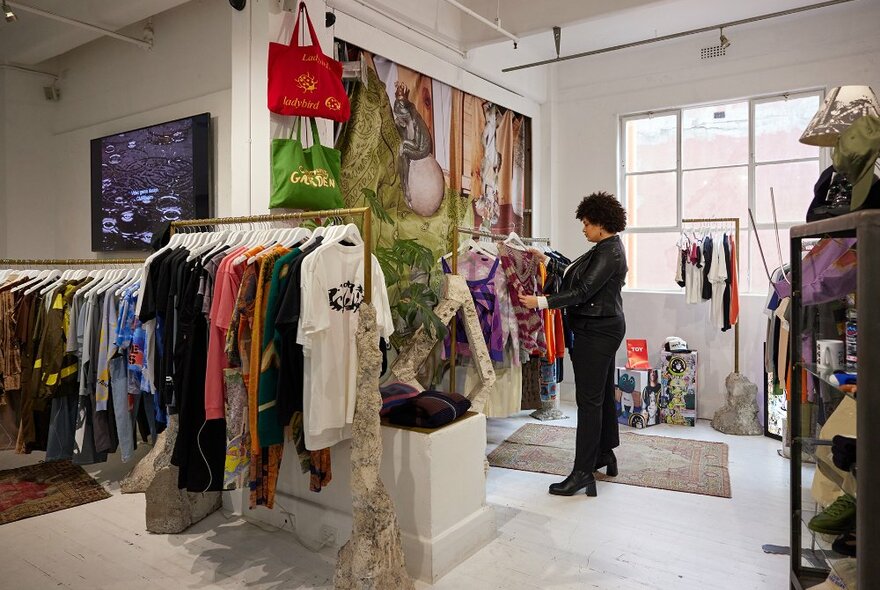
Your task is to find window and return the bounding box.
[620,91,823,293]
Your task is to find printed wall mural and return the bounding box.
[336,46,531,259]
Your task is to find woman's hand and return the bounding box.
[528,248,549,264]
[518,289,540,310]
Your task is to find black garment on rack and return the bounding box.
[171,260,225,492]
[676,246,687,288]
[274,238,323,428]
[138,248,173,323]
[701,235,713,301]
[159,248,191,411]
[722,234,732,332]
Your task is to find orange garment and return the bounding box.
[248,246,289,509]
[729,235,739,326]
[784,368,808,403]
[553,311,565,360]
[539,263,556,362]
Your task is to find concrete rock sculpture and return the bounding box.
[121,414,178,494]
[711,373,763,436]
[388,275,496,412]
[122,414,221,533]
[144,466,222,534]
[334,304,414,590]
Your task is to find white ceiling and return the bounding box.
[0,0,190,66]
[0,0,862,68]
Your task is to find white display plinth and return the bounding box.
[225,412,496,584]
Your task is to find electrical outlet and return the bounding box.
[320,524,337,546]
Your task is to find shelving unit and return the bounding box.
[789,210,880,590]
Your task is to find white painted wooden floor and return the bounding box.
[0,402,790,590]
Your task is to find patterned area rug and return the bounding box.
[488,424,731,498]
[0,460,111,525]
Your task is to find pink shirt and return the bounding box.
[204,246,247,420]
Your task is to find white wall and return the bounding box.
[549,0,880,418]
[1,0,232,258]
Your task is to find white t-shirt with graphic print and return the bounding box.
[297,242,394,450]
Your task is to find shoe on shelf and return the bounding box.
[832,531,857,557]
[808,494,856,535]
[594,451,618,477]
[548,470,597,497]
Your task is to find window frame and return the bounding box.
[618,88,827,293]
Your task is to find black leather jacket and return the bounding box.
[546,235,627,318]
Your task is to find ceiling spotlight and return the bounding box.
[719,28,730,50]
[3,1,16,23]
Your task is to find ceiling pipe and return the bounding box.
[0,63,58,80]
[502,0,856,72]
[6,1,153,50]
[437,0,519,46]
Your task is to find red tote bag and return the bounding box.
[267,2,350,122]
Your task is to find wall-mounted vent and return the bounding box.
[701,45,726,59]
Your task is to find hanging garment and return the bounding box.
[298,241,394,451]
[498,243,546,358]
[465,362,522,418]
[725,233,740,330]
[701,235,714,301]
[539,359,558,403]
[675,242,687,288]
[685,241,704,304]
[204,245,247,421]
[248,248,289,508]
[274,238,326,479]
[521,357,542,411]
[708,233,728,328]
[441,253,505,363]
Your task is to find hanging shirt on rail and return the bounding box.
[297,241,393,451]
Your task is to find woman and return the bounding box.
[520,191,628,497]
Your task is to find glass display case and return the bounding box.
[789,210,880,590]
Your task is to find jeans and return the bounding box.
[570,315,626,473]
[110,355,134,462]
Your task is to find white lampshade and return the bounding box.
[799,85,880,147]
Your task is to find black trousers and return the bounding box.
[570,315,626,473]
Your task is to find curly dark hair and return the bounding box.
[575,191,627,233]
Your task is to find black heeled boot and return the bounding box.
[595,451,618,477]
[548,470,597,496]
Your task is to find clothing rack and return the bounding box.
[170,207,373,303]
[448,225,551,392]
[681,216,740,373]
[0,258,146,265]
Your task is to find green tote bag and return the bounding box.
[270,117,344,210]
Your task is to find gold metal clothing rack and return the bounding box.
[0,258,146,265]
[170,207,373,303]
[447,225,551,390]
[681,216,740,373]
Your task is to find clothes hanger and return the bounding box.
[13,269,50,293]
[282,227,311,249]
[187,230,223,262]
[39,267,77,296]
[503,231,528,250]
[96,267,129,296]
[78,266,116,299]
[249,226,290,265]
[25,269,62,295]
[114,268,141,297]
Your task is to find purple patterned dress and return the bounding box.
[442,254,505,363]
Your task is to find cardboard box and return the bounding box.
[615,368,662,429]
[659,351,698,427]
